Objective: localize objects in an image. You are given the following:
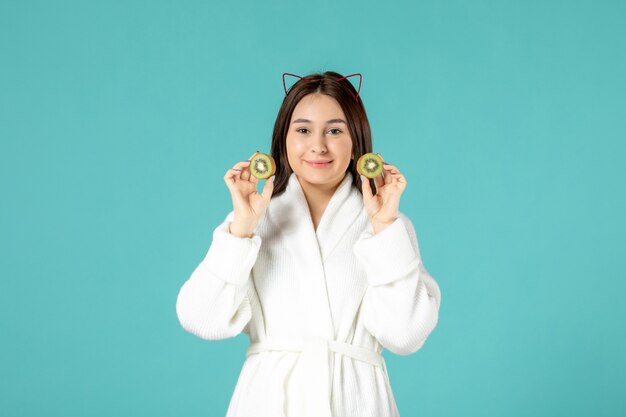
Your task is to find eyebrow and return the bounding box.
[291,118,347,125]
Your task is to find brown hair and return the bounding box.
[269,71,373,198]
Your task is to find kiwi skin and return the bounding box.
[356,153,384,179]
[249,153,276,179]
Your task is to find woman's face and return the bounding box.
[286,93,353,192]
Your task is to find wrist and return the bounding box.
[228,221,255,238]
[371,219,395,235]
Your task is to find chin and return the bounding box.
[300,171,344,185]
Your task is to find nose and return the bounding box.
[310,131,328,154]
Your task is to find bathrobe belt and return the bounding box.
[246,336,384,417]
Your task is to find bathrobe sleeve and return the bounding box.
[353,212,441,355]
[176,211,261,340]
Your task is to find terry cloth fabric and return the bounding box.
[176,171,442,417]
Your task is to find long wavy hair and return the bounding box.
[269,71,373,198]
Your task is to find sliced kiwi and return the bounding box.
[356,153,383,178]
[249,153,276,179]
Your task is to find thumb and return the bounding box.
[360,175,373,201]
[261,175,275,202]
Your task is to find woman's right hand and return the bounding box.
[223,151,275,238]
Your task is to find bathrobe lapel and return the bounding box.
[267,171,364,339]
[315,171,365,263]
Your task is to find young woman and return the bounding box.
[176,71,442,417]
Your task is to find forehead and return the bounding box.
[291,93,346,120]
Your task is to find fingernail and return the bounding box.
[360,175,366,182]
[271,176,275,182]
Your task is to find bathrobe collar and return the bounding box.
[266,170,366,338]
[269,171,366,262]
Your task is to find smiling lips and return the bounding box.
[305,160,332,168]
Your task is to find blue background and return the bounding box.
[1,0,625,416]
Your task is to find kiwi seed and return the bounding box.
[249,153,276,179]
[356,153,383,178]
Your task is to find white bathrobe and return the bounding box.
[176,171,442,417]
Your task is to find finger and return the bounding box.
[241,167,251,181]
[248,172,259,186]
[373,172,384,192]
[382,164,399,185]
[224,169,240,192]
[377,153,395,184]
[360,175,373,201]
[228,152,256,180]
[261,175,275,201]
[377,153,389,175]
[383,165,406,183]
[241,151,260,182]
[224,167,243,183]
[224,156,253,184]
[229,160,251,175]
[382,168,393,185]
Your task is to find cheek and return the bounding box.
[285,136,303,166]
[285,135,294,155]
[333,138,353,159]
[286,136,306,155]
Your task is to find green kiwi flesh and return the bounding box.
[357,153,383,178]
[249,153,276,179]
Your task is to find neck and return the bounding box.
[297,174,344,219]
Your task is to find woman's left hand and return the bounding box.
[360,154,407,234]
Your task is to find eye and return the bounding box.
[296,127,309,134]
[328,128,342,135]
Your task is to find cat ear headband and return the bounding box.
[282,72,363,101]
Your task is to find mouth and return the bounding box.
[305,160,333,168]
